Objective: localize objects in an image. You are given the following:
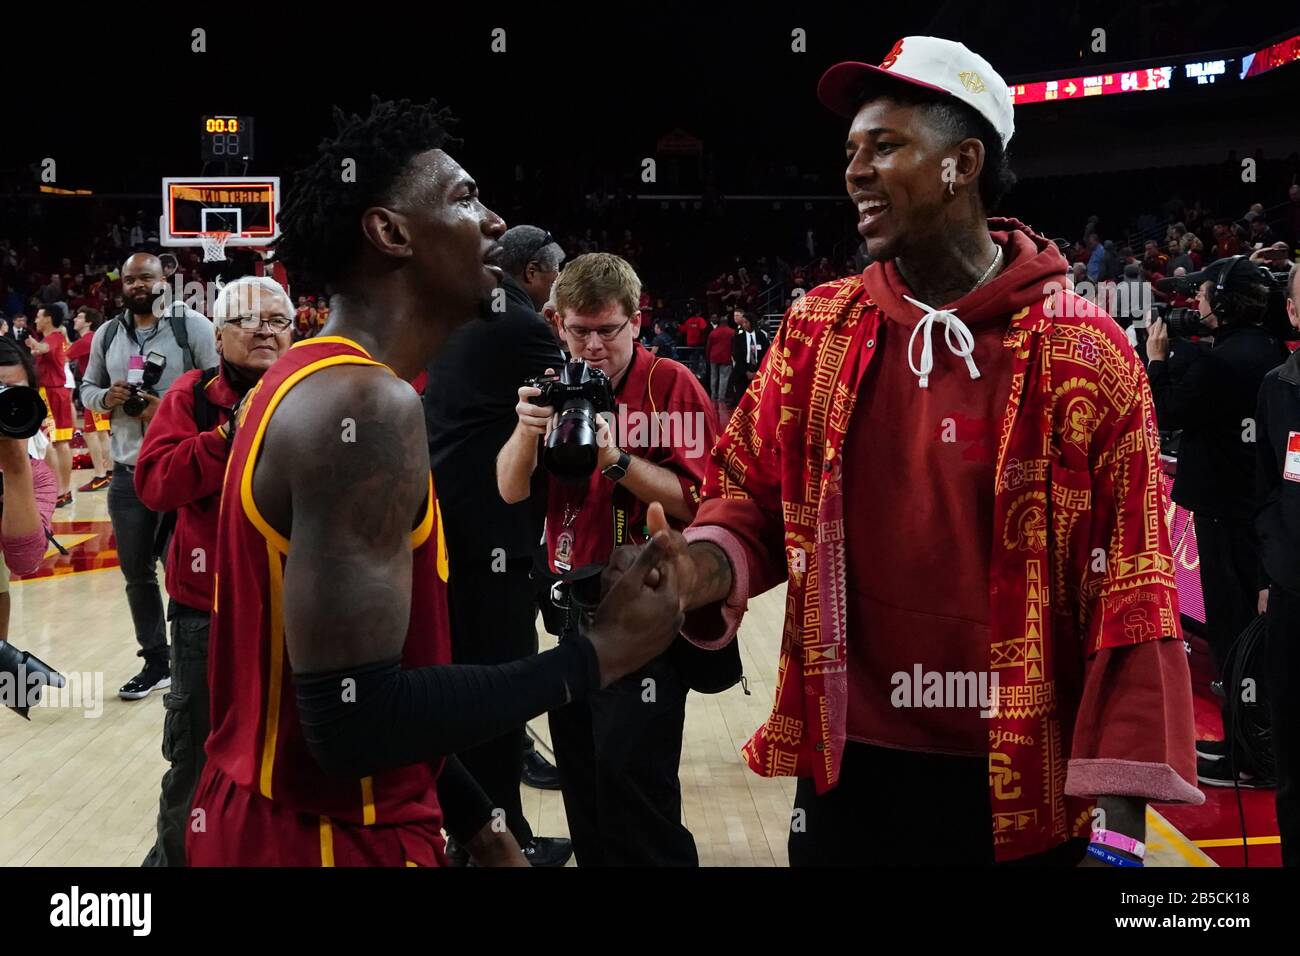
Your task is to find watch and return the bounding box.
[602,450,631,482]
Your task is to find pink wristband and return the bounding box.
[1090,828,1145,859]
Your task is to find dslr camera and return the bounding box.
[525,360,615,483]
[123,351,166,417]
[1149,301,1212,339]
[0,384,48,439]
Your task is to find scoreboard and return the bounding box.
[200,115,255,161]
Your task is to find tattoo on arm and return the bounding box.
[687,541,733,609]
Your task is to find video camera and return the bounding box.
[123,351,166,417]
[525,360,615,483]
[1154,257,1295,341]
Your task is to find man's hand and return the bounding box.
[133,392,162,422]
[464,821,529,867]
[596,415,621,471]
[515,368,555,439]
[1145,314,1170,362]
[587,504,683,686]
[104,381,133,409]
[1259,588,1270,616]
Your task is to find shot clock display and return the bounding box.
[200,115,254,161]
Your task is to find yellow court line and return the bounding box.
[1147,807,1214,867]
[43,534,95,557]
[1193,835,1281,848]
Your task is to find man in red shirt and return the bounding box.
[135,276,295,866]
[28,306,73,506]
[705,313,734,404]
[66,307,112,490]
[612,36,1200,867]
[497,252,717,865]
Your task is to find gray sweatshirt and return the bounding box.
[79,307,219,466]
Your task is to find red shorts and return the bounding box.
[187,763,448,867]
[82,405,110,432]
[39,387,74,442]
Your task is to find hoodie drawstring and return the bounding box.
[903,295,982,389]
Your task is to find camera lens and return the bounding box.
[0,385,48,440]
[544,402,600,483]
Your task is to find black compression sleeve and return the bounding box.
[435,755,497,844]
[294,637,600,778]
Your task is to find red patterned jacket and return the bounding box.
[683,223,1201,860]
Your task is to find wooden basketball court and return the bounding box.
[1,467,1212,866]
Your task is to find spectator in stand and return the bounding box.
[638,289,654,329]
[721,274,742,311]
[650,320,677,359]
[1069,261,1088,291]
[28,306,74,507]
[705,274,725,316]
[37,274,63,307]
[1286,184,1300,248]
[1085,233,1105,281]
[0,338,58,631]
[679,309,708,349]
[1184,234,1206,270]
[293,294,316,339]
[1168,240,1195,275]
[1142,239,1168,277]
[66,307,112,490]
[1251,217,1278,249]
[706,313,734,405]
[1069,240,1088,265]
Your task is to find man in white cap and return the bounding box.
[618,36,1202,866]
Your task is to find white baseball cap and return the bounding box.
[817,36,1015,147]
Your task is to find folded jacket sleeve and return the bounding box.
[681,310,793,649]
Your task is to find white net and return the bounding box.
[199,231,231,263]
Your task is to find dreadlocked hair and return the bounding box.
[275,96,462,289]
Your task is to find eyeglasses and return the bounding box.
[231,315,293,333]
[563,316,632,342]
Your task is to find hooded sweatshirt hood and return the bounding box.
[861,217,1067,331]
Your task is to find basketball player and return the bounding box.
[187,97,683,867]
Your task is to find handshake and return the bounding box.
[582,502,727,687]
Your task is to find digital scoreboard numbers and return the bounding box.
[200,115,255,161]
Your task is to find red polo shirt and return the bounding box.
[135,367,240,611]
[546,345,715,572]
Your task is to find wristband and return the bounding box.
[1086,844,1143,868]
[1090,828,1145,859]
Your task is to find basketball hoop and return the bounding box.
[198,231,231,262]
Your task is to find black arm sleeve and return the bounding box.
[294,637,600,779]
[435,755,497,844]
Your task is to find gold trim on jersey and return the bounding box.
[259,540,287,800]
[361,777,377,826]
[239,352,389,554]
[319,816,335,866]
[291,335,374,357]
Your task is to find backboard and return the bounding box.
[160,176,280,249]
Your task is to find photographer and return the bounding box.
[79,253,217,701]
[1255,260,1300,865]
[1146,256,1288,787]
[134,276,293,866]
[0,338,58,630]
[496,252,716,866]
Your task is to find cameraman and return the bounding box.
[1255,259,1300,865]
[134,276,293,866]
[1146,256,1287,787]
[79,253,217,701]
[496,253,716,866]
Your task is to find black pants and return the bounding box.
[107,464,168,667]
[788,742,1088,866]
[549,627,697,866]
[1194,513,1260,766]
[142,602,210,866]
[1265,585,1300,867]
[446,562,539,846]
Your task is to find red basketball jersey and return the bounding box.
[205,336,452,827]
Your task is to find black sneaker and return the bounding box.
[1196,738,1228,762]
[1196,755,1262,789]
[522,750,561,790]
[522,836,573,867]
[119,662,172,700]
